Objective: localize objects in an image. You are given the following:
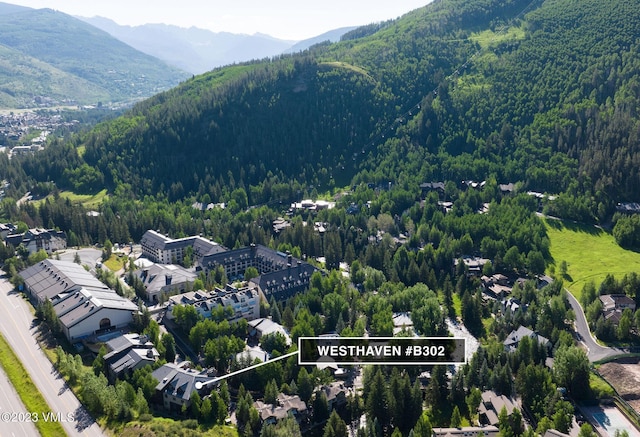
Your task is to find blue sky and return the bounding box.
[6,0,433,40]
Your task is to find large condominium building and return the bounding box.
[201,244,317,302]
[140,230,225,265]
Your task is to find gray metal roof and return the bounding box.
[21,259,109,302]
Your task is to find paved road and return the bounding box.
[0,364,39,437]
[57,248,102,270]
[565,290,625,362]
[0,273,106,437]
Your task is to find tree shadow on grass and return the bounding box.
[545,217,603,236]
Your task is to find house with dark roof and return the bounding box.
[103,333,159,381]
[249,261,316,302]
[0,223,16,239]
[478,390,518,426]
[503,326,550,353]
[600,294,636,326]
[420,181,446,194]
[481,274,513,299]
[152,362,215,412]
[315,381,348,412]
[600,294,636,313]
[253,393,308,425]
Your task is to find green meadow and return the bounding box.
[545,218,640,301]
[31,189,109,209]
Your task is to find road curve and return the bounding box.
[565,289,625,362]
[0,272,106,437]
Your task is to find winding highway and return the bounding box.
[0,271,105,437]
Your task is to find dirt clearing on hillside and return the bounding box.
[598,357,640,414]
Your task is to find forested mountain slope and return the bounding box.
[78,0,527,198]
[17,0,640,218]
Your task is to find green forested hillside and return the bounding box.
[0,6,188,107]
[76,0,530,199]
[9,0,640,217]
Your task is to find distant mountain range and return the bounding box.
[0,0,357,109]
[78,17,357,74]
[0,2,189,109]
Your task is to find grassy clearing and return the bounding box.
[545,218,640,301]
[469,25,525,49]
[31,189,109,209]
[0,332,67,437]
[58,189,109,208]
[103,253,127,271]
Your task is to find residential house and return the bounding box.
[503,326,550,353]
[248,318,291,346]
[392,312,414,335]
[315,381,348,412]
[600,294,636,326]
[499,183,515,194]
[600,294,636,313]
[0,223,16,240]
[478,390,518,427]
[253,393,308,425]
[455,256,491,277]
[420,181,445,194]
[103,333,159,381]
[152,362,215,412]
[289,199,335,212]
[235,345,269,364]
[502,297,527,315]
[481,274,513,299]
